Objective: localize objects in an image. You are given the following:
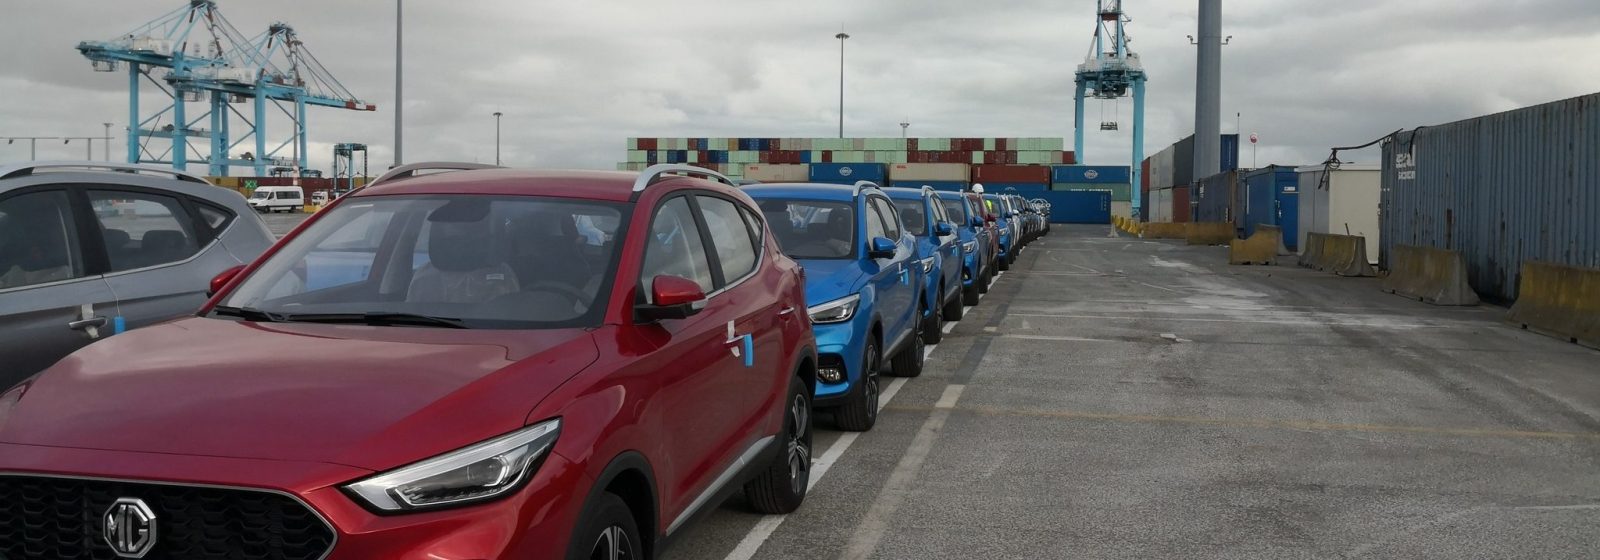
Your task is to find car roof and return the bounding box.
[0,163,251,210]
[740,183,865,201]
[352,168,727,203]
[879,186,937,200]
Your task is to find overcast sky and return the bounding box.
[3,0,1598,175]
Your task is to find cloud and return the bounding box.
[2,0,1597,174]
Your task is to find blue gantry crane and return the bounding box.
[1074,0,1147,216]
[76,0,374,177]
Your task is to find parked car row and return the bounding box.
[0,162,1043,560]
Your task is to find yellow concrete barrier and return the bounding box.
[1229,225,1284,265]
[1317,234,1376,277]
[1298,232,1326,268]
[1381,245,1480,305]
[1185,222,1235,246]
[1141,222,1186,239]
[1507,261,1600,348]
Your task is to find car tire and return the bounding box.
[978,266,991,294]
[920,298,943,345]
[835,338,880,431]
[998,255,1010,271]
[962,274,981,305]
[890,322,926,378]
[565,492,642,560]
[744,375,812,514]
[944,286,966,321]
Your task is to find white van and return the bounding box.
[248,186,305,213]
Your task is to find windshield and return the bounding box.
[756,199,855,259]
[891,199,928,236]
[940,198,967,224]
[218,194,628,329]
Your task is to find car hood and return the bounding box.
[797,258,870,307]
[0,317,599,472]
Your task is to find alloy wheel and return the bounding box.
[787,393,811,494]
[588,525,635,560]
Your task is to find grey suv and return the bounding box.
[0,162,274,389]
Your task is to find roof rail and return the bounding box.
[0,161,210,185]
[852,180,882,196]
[366,162,502,188]
[632,164,736,193]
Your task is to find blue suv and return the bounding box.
[982,192,1018,270]
[885,187,964,345]
[940,192,991,307]
[746,182,924,432]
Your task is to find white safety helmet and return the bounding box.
[971,183,985,194]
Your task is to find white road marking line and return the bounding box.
[1136,281,1182,293]
[1007,312,1456,329]
[934,384,966,409]
[839,387,959,559]
[941,320,957,334]
[721,377,909,560]
[1002,334,1122,343]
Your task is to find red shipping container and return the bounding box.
[1173,185,1192,223]
[821,151,833,163]
[638,138,658,150]
[907,138,918,151]
[759,151,772,163]
[1004,152,1018,164]
[699,151,709,164]
[1062,151,1076,165]
[1141,158,1151,193]
[996,138,1009,151]
[971,165,1051,184]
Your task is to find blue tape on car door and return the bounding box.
[742,335,753,368]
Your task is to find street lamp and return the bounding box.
[493,111,503,166]
[900,118,910,139]
[395,0,404,166]
[103,123,112,161]
[836,32,849,139]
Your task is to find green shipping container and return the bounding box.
[627,138,639,150]
[983,138,996,151]
[709,138,729,150]
[626,150,647,163]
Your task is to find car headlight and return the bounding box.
[961,241,977,253]
[345,419,561,512]
[920,257,936,274]
[808,294,861,324]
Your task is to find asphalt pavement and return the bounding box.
[663,224,1600,560]
[259,210,312,238]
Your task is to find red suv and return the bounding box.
[0,164,817,560]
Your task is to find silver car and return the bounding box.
[0,162,274,389]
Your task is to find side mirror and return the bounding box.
[933,222,954,236]
[867,237,897,259]
[970,216,984,228]
[208,264,246,297]
[636,275,706,322]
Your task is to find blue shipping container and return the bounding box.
[1221,134,1240,172]
[1242,166,1300,249]
[891,180,967,192]
[809,163,889,185]
[1035,190,1111,224]
[987,183,1049,194]
[1051,165,1131,184]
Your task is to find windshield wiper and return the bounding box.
[282,312,471,329]
[211,305,284,322]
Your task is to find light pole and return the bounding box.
[493,111,503,166]
[394,0,404,166]
[836,32,849,139]
[900,118,909,139]
[103,123,113,160]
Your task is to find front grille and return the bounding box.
[0,475,335,560]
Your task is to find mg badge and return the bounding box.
[104,498,157,558]
[839,166,853,177]
[1084,169,1100,180]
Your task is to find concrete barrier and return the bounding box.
[1317,234,1376,277]
[1228,225,1283,265]
[1185,222,1235,246]
[1298,232,1326,268]
[1141,222,1186,239]
[1507,261,1600,348]
[1258,225,1291,256]
[1381,245,1480,305]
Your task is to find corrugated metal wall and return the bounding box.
[1381,92,1600,301]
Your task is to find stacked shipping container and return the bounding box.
[1140,133,1241,222]
[618,137,1074,179]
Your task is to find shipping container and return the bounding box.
[1193,170,1240,229]
[1241,166,1301,248]
[1110,201,1133,220]
[889,163,968,182]
[985,183,1049,194]
[1052,183,1132,201]
[1035,190,1111,224]
[1051,165,1131,184]
[891,180,967,192]
[809,162,888,185]
[743,164,810,183]
[1172,185,1192,223]
[971,164,1051,184]
[1297,164,1380,260]
[1148,145,1177,189]
[1150,188,1172,222]
[1381,93,1600,300]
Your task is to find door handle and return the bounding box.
[778,306,796,317]
[68,317,107,331]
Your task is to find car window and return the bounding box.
[0,190,86,290]
[871,197,902,239]
[892,199,927,236]
[739,206,765,249]
[941,198,967,223]
[865,199,888,242]
[88,190,202,273]
[697,195,758,282]
[222,195,625,329]
[196,204,233,231]
[930,196,949,225]
[755,199,853,260]
[640,196,715,300]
